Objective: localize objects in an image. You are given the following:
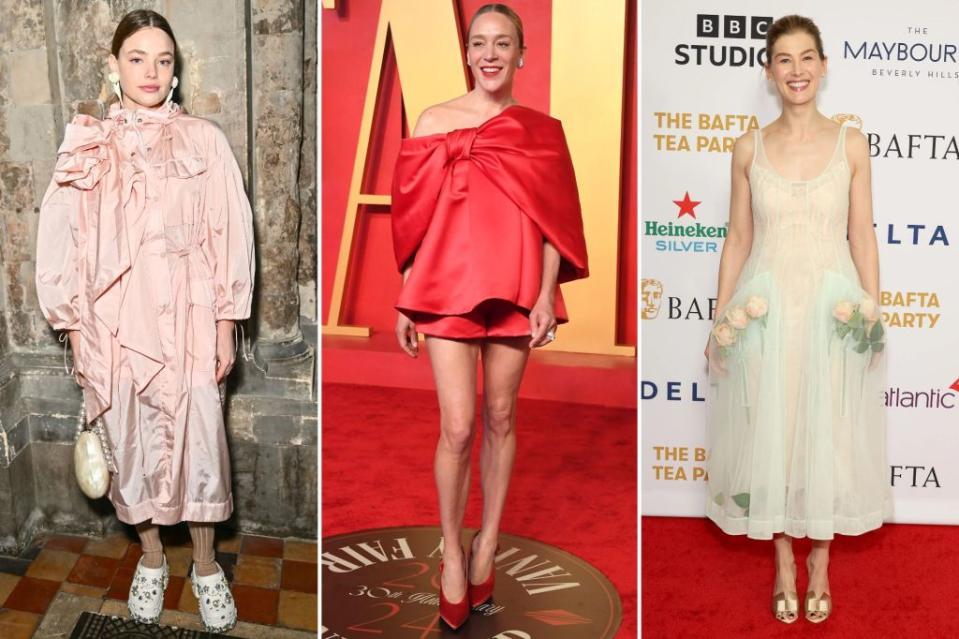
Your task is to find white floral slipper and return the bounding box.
[127,555,169,624]
[191,563,237,633]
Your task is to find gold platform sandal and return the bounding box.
[805,590,832,623]
[772,590,799,624]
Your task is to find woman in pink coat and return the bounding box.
[35,10,253,632]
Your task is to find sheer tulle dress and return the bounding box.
[706,121,893,540]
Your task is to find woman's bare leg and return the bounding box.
[806,539,831,619]
[425,336,480,603]
[471,336,530,584]
[773,533,798,621]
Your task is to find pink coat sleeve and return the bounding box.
[201,126,255,321]
[36,178,83,330]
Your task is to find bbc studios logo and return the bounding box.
[675,14,773,67]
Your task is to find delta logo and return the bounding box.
[873,222,949,246]
[645,192,728,253]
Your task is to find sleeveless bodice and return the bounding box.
[737,121,860,293]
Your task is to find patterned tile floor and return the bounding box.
[0,528,317,638]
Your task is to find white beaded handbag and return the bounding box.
[74,402,114,499]
[63,332,115,499]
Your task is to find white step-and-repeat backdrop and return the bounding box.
[642,0,959,524]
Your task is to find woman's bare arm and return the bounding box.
[713,132,756,319]
[846,129,880,302]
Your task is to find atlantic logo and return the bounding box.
[674,14,773,67]
[885,386,955,409]
[645,192,728,253]
[867,132,959,160]
[880,290,942,328]
[873,223,949,247]
[844,26,959,80]
[641,381,706,402]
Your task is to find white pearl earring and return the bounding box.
[108,71,122,102]
[165,76,179,107]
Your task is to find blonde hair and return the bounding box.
[765,14,825,62]
[468,3,525,50]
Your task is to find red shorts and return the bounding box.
[412,300,531,340]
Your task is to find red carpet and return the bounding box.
[643,516,959,637]
[323,382,637,638]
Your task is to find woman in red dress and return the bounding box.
[391,3,589,630]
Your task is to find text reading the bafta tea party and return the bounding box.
[652,446,707,482]
[652,112,759,154]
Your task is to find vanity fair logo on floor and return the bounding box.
[673,14,773,67]
[644,192,728,253]
[321,527,621,639]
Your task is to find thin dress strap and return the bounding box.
[834,120,851,165]
[751,127,764,171]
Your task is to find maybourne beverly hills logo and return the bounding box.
[645,192,728,253]
[843,26,959,81]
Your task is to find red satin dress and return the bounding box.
[391,104,588,339]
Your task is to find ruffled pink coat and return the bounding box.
[35,102,255,525]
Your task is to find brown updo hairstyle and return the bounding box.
[467,3,526,51]
[110,10,181,101]
[765,15,825,63]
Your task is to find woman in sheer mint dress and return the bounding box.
[705,15,891,625]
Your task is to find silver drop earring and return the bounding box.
[517,58,524,68]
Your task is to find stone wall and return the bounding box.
[0,0,317,553]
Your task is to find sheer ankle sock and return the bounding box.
[189,522,218,577]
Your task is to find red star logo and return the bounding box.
[673,192,701,218]
[950,378,959,393]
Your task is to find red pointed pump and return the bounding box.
[439,553,469,630]
[468,530,499,608]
